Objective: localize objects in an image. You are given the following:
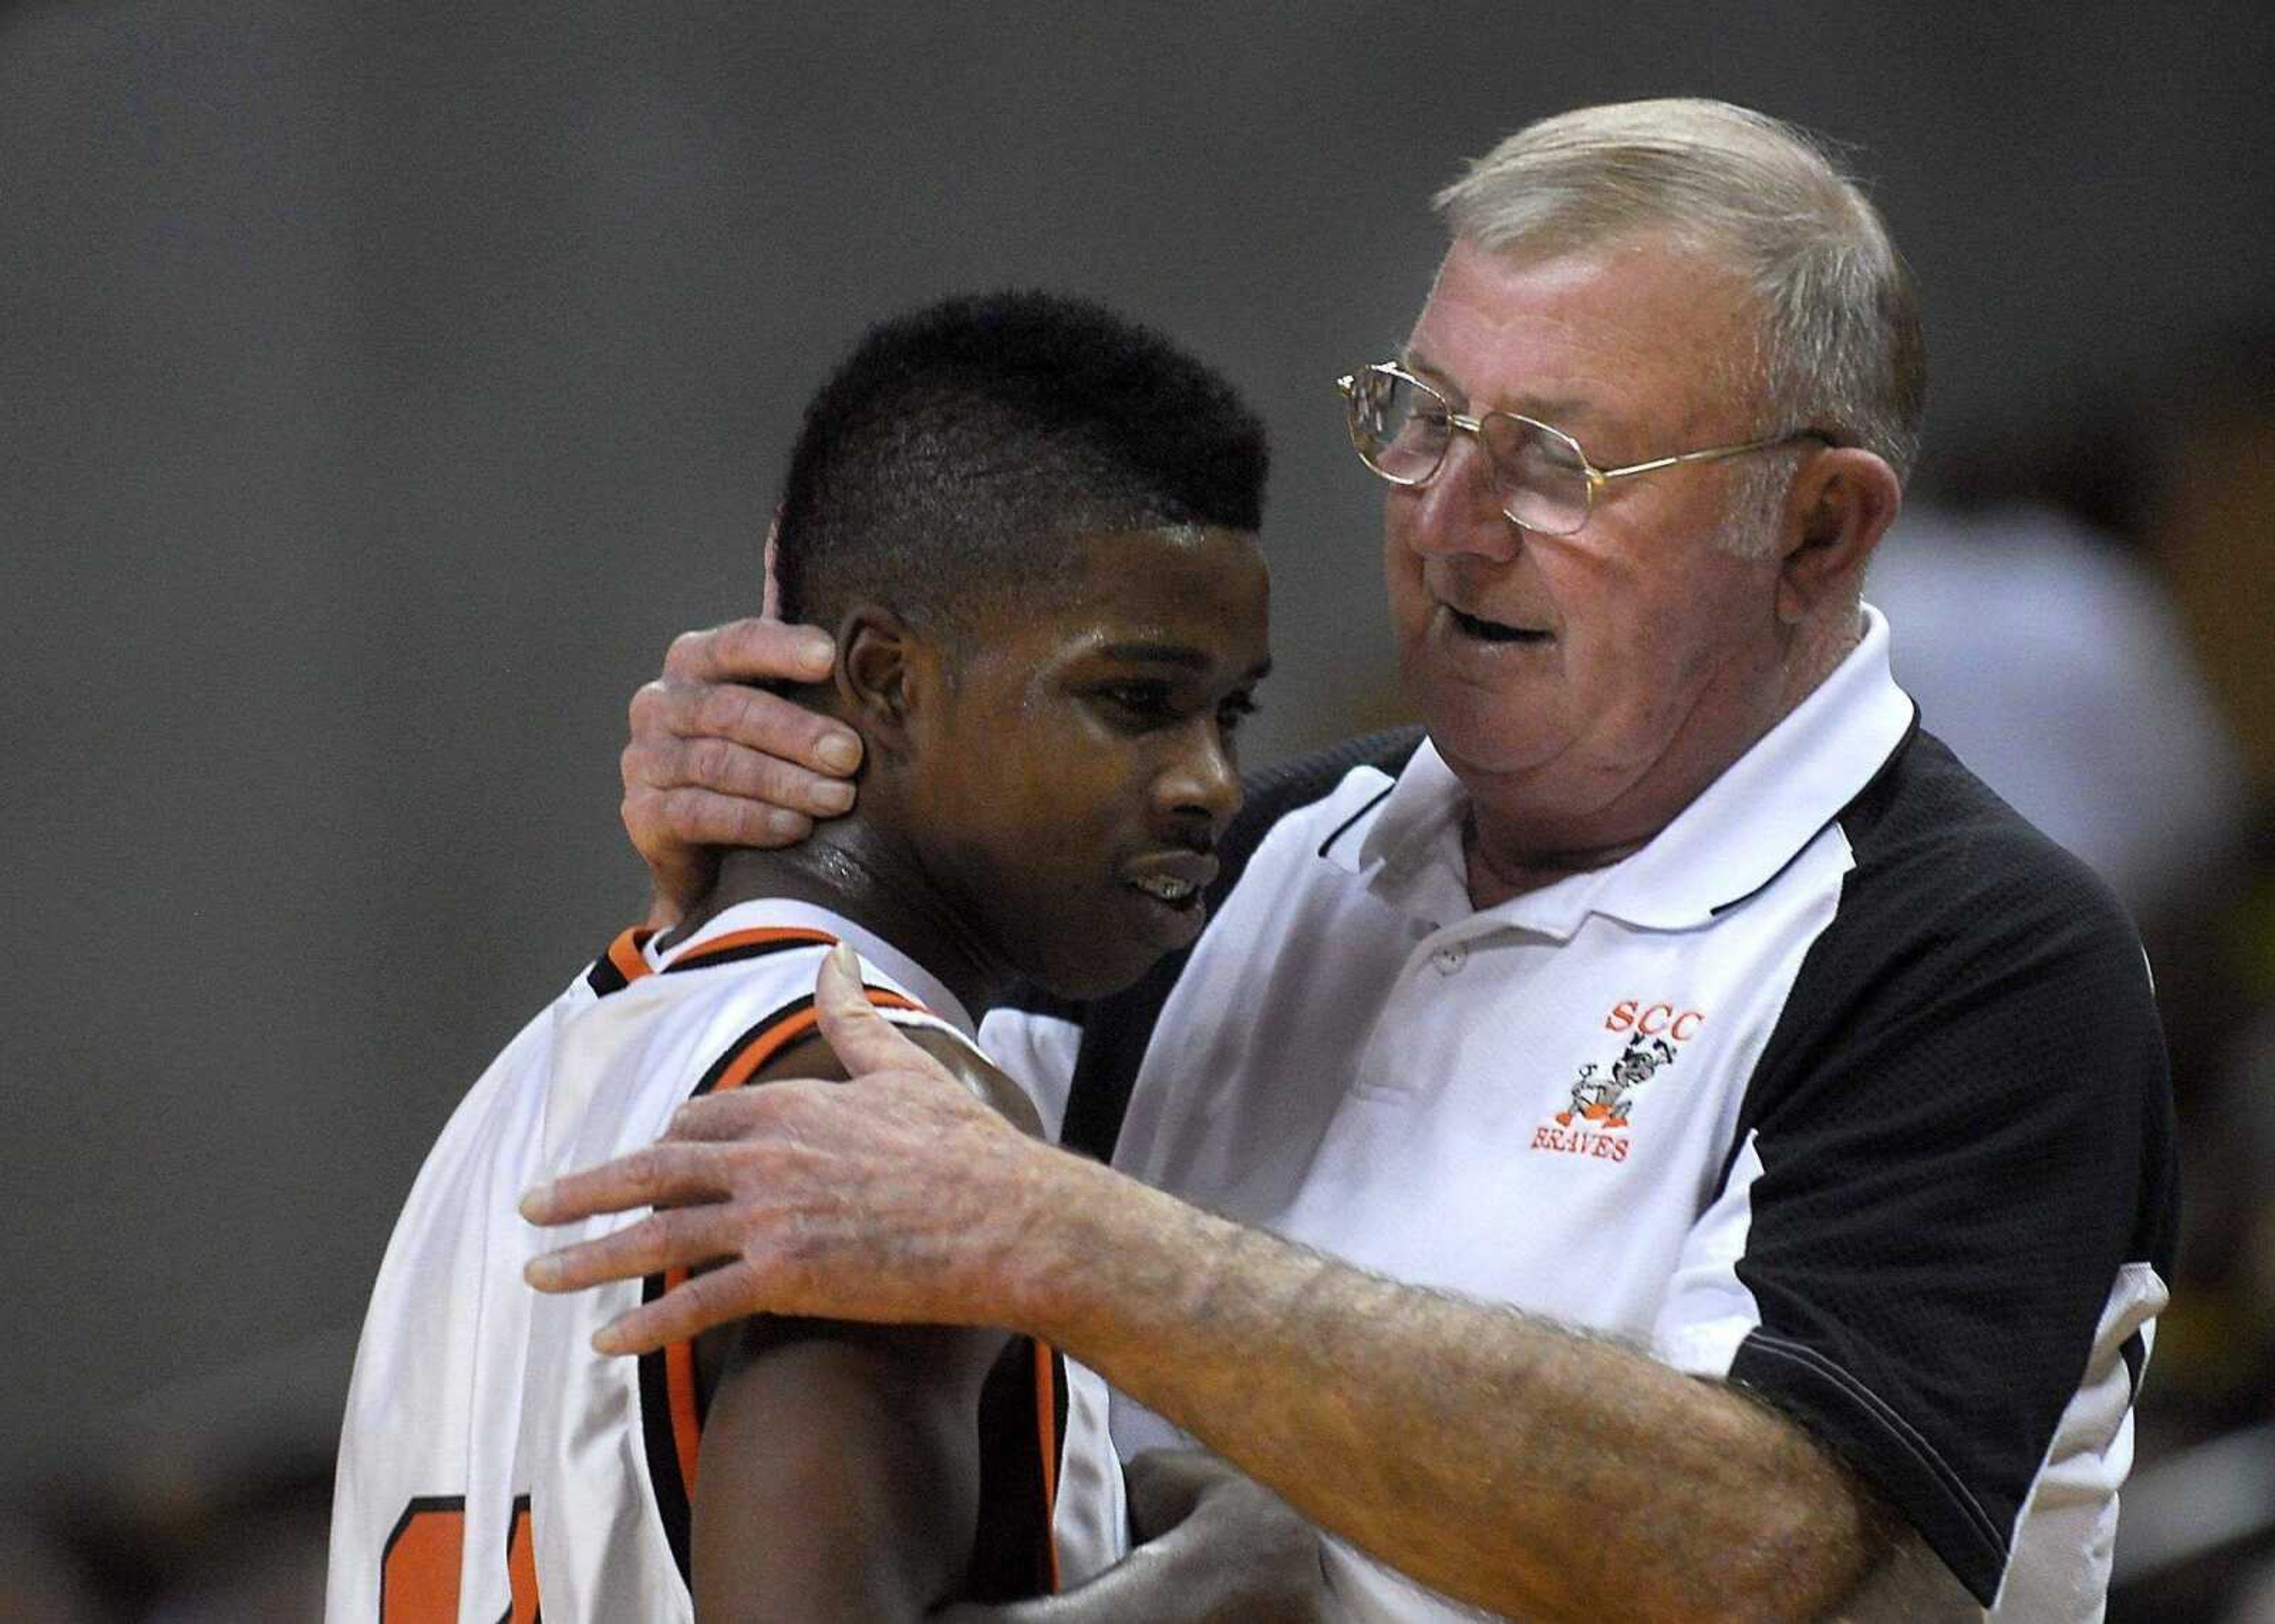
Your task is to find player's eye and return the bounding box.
[1095,681,1175,728]
[1216,691,1260,739]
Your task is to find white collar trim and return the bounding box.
[1335,604,1915,934]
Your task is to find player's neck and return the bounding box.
[687,827,1009,1018]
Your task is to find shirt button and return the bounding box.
[1431,943,1467,975]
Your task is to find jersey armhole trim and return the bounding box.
[1034,1340,1061,1593]
[638,973,931,1585]
[662,926,841,976]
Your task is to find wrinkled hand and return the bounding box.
[621,603,864,924]
[523,945,1049,1351]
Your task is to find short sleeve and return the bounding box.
[1654,798,2177,1607]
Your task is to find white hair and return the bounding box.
[1434,98,1927,484]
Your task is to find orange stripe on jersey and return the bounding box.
[660,977,928,1500]
[1034,1341,1062,1593]
[665,925,839,972]
[505,1495,540,1624]
[587,927,659,996]
[606,927,653,986]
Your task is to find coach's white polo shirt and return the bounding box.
[1078,608,2172,1622]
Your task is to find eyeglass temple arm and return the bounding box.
[1593,431,1829,484]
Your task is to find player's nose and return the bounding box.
[1155,717,1241,836]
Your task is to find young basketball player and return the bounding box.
[326,292,1300,1620]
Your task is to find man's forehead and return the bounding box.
[1403,233,1749,431]
[1396,344,1591,426]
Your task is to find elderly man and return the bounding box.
[524,100,2173,1621]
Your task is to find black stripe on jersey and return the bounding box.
[1052,1347,1069,1468]
[635,998,831,1590]
[584,928,657,997]
[688,996,819,1099]
[2121,1328,2148,1397]
[964,1337,1058,1600]
[635,1289,693,1585]
[662,937,826,976]
[585,948,632,997]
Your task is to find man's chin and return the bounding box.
[1418,697,1573,787]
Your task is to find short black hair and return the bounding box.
[773,291,1268,636]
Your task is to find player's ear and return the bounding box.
[1776,445,1901,623]
[835,604,930,760]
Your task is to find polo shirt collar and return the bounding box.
[1338,605,1916,935]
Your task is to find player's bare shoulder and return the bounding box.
[901,1029,1046,1141]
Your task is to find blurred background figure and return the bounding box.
[0,1335,343,1620]
[1875,314,2275,1620]
[1869,498,2246,920]
[2100,320,2275,1624]
[0,1522,101,1624]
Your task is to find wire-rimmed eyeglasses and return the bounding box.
[1335,362,1827,536]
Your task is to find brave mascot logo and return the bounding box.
[1555,1033,1678,1131]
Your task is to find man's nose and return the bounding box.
[1398,431,1524,561]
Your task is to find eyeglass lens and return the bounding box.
[1345,368,1592,534]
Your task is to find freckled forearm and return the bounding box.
[1009,1157,1883,1623]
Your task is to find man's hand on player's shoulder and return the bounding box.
[523,945,1062,1344]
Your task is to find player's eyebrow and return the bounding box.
[1096,643,1273,683]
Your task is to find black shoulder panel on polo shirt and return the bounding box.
[1720,728,2179,1604]
[1014,726,1427,1162]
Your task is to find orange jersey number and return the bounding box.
[380,1495,539,1623]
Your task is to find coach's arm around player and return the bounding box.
[528,950,1982,1624]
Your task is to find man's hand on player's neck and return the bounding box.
[623,616,862,928]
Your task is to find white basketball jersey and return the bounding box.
[326,900,1102,1622]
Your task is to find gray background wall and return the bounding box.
[4,1,2270,1493]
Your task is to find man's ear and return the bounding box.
[834,604,931,761]
[1776,447,1902,623]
